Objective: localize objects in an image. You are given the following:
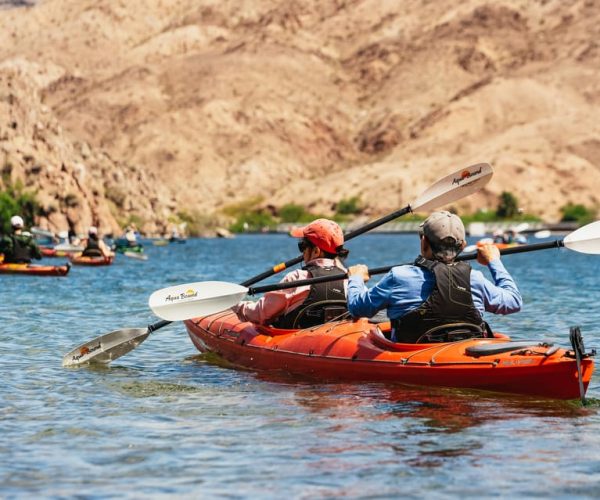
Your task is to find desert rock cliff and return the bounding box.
[1,0,599,231]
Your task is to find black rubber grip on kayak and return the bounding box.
[466,341,553,357]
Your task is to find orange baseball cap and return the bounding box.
[290,218,345,254]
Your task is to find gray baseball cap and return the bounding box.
[420,211,465,261]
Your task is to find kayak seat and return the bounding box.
[292,300,350,329]
[416,323,487,344]
[369,326,418,352]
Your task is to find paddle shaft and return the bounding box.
[148,319,171,332]
[147,209,414,328]
[142,208,413,331]
[240,207,411,287]
[248,239,566,295]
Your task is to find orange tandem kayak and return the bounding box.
[69,254,114,266]
[185,312,594,400]
[0,262,71,276]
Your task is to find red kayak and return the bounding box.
[0,262,71,276]
[40,245,85,257]
[185,312,594,400]
[69,254,114,266]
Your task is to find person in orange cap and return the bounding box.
[232,218,350,328]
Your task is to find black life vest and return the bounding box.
[271,264,347,329]
[82,236,103,257]
[391,256,485,343]
[4,234,35,263]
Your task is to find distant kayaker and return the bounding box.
[0,215,43,264]
[124,225,139,246]
[81,226,112,258]
[493,229,527,245]
[347,211,522,343]
[232,218,350,328]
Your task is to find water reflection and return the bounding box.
[2,235,600,497]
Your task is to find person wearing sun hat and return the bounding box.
[0,215,42,264]
[232,218,350,328]
[346,211,522,343]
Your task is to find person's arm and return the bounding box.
[99,240,112,257]
[232,269,311,325]
[347,266,395,318]
[474,244,522,314]
[0,236,9,255]
[29,238,42,260]
[0,236,8,262]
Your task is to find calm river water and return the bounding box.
[1,233,600,498]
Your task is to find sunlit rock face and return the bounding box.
[1,0,599,230]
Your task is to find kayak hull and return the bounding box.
[185,312,594,400]
[0,262,71,276]
[40,245,84,257]
[69,255,114,266]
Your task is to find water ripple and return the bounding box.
[1,235,599,497]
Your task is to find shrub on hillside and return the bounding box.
[496,191,519,219]
[560,203,596,224]
[336,196,362,216]
[0,182,40,234]
[279,204,314,223]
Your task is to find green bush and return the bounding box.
[223,197,277,233]
[278,204,314,223]
[560,203,596,224]
[0,182,40,234]
[229,210,276,233]
[496,191,519,219]
[336,196,362,215]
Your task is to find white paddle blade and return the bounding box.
[124,251,148,260]
[512,222,530,233]
[62,328,150,367]
[463,244,478,253]
[534,230,552,239]
[148,281,249,321]
[563,221,600,254]
[411,163,493,212]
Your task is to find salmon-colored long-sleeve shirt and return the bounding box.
[231,258,347,325]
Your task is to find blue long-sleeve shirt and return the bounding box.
[347,259,522,337]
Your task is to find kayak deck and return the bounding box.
[185,311,594,400]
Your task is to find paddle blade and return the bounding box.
[411,163,493,212]
[534,230,552,239]
[564,221,600,254]
[148,281,249,321]
[62,328,150,367]
[124,251,148,260]
[512,222,530,233]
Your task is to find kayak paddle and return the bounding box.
[147,220,600,322]
[242,162,493,287]
[62,163,493,367]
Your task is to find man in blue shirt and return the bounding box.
[347,211,522,342]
